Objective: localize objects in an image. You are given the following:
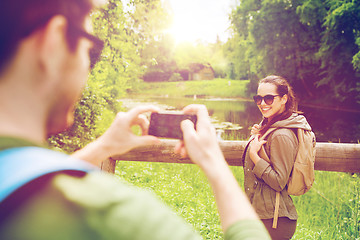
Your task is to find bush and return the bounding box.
[168,73,183,82]
[143,71,172,82]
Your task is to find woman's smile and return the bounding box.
[261,106,271,112]
[260,105,273,118]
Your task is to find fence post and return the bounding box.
[101,157,116,173]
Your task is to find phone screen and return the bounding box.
[149,112,197,139]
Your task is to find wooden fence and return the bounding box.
[101,140,360,174]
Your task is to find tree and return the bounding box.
[127,0,176,82]
[173,41,228,79]
[228,0,360,107]
[313,0,360,104]
[223,32,251,80]
[48,0,143,152]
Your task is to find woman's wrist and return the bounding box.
[249,151,261,164]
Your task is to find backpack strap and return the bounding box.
[0,147,98,202]
[257,128,281,229]
[273,192,281,228]
[241,137,253,166]
[258,127,277,163]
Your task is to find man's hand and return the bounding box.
[174,104,225,172]
[175,104,260,232]
[98,105,161,156]
[72,106,160,166]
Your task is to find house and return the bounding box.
[188,63,215,80]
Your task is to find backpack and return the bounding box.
[258,127,316,228]
[0,147,98,203]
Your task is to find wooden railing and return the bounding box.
[101,140,360,173]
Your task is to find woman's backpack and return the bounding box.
[258,127,316,228]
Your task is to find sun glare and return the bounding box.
[168,16,205,44]
[166,0,232,45]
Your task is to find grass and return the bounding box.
[132,78,250,98]
[292,171,359,239]
[115,161,359,239]
[115,162,222,239]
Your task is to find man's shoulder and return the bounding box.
[52,172,201,239]
[53,171,153,208]
[2,172,200,240]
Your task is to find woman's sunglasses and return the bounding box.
[253,95,280,105]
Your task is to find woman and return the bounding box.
[243,75,312,239]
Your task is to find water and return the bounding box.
[120,96,360,143]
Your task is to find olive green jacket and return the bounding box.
[0,136,270,240]
[244,113,312,220]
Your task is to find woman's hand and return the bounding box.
[250,124,260,136]
[249,135,267,164]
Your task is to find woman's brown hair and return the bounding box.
[258,75,301,135]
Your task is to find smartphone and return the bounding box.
[149,112,197,139]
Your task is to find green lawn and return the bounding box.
[115,161,359,239]
[133,79,250,98]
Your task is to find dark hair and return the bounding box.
[0,0,94,74]
[258,75,301,135]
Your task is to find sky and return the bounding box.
[166,0,237,44]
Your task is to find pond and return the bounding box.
[120,96,360,143]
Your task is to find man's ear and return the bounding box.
[37,15,69,77]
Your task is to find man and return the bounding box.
[0,0,270,239]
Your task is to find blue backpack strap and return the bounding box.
[0,147,98,202]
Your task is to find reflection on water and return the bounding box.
[300,105,360,143]
[120,97,360,143]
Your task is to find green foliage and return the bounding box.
[174,41,229,79]
[168,72,183,82]
[48,0,146,151]
[48,86,110,153]
[128,0,176,83]
[228,0,360,107]
[223,34,250,80]
[315,0,360,103]
[354,36,360,72]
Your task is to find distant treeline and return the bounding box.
[225,0,360,108]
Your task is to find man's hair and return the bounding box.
[0,0,94,74]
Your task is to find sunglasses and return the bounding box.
[22,17,104,69]
[69,26,105,69]
[253,94,281,105]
